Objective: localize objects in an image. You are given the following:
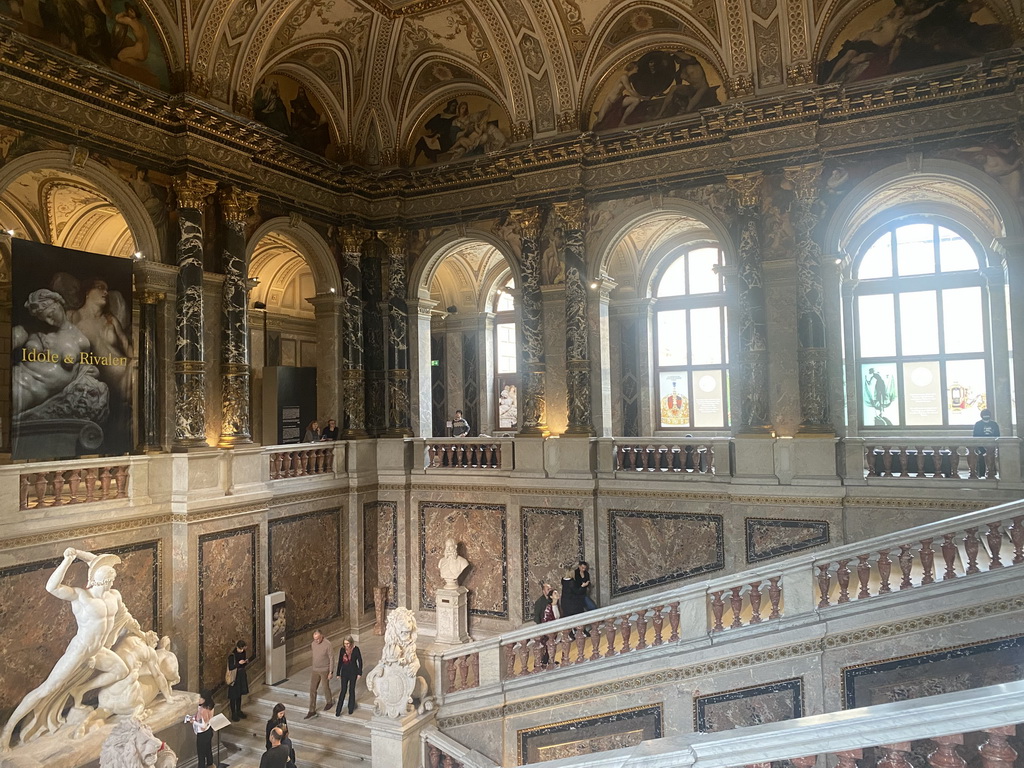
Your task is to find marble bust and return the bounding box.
[438,538,468,589]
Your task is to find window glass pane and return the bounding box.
[946,359,987,425]
[937,227,979,272]
[895,223,936,276]
[903,361,941,426]
[657,310,687,365]
[692,370,724,428]
[658,373,689,428]
[858,234,893,280]
[942,286,984,354]
[689,307,722,364]
[899,291,939,355]
[657,256,687,298]
[687,248,721,295]
[496,322,517,373]
[862,363,899,426]
[857,294,896,357]
[496,290,515,312]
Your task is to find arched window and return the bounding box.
[853,219,991,428]
[492,279,517,431]
[653,244,729,430]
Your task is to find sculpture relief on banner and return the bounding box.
[590,49,723,132]
[0,0,171,88]
[410,96,510,166]
[10,240,134,460]
[819,0,1011,85]
[253,73,338,159]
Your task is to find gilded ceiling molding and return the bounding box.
[525,0,574,121]
[353,15,397,152]
[465,0,530,124]
[723,0,754,96]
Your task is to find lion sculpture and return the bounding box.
[99,718,177,768]
[365,607,434,718]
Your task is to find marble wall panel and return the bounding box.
[521,507,584,620]
[518,704,662,764]
[268,508,342,637]
[745,518,830,562]
[695,678,803,733]
[842,634,1024,709]
[0,541,159,723]
[420,502,507,617]
[364,500,398,611]
[609,509,724,596]
[198,527,257,694]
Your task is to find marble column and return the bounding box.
[982,263,1013,433]
[510,207,549,437]
[382,229,413,437]
[138,288,166,452]
[784,163,832,435]
[172,174,216,449]
[590,275,616,438]
[555,199,594,436]
[338,226,368,438]
[0,232,11,453]
[308,292,344,429]
[726,172,774,434]
[408,297,437,438]
[218,188,257,448]
[998,239,1024,432]
[362,235,387,436]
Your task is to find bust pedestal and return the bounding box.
[435,586,469,645]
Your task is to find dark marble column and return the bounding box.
[556,199,594,436]
[172,174,216,449]
[218,188,257,448]
[785,163,832,434]
[339,226,368,438]
[362,235,387,436]
[510,207,549,437]
[726,172,773,434]
[382,229,413,437]
[138,288,166,452]
[0,232,11,453]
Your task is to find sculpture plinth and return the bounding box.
[434,587,469,645]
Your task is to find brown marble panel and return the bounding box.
[610,509,724,596]
[0,541,159,723]
[269,508,342,638]
[518,704,662,764]
[521,507,584,620]
[364,501,397,611]
[695,679,803,732]
[420,502,507,618]
[199,527,257,694]
[746,518,829,562]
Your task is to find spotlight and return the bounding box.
[5,229,14,236]
[133,251,145,261]
[328,287,336,294]
[590,282,598,289]
[253,301,267,310]
[447,305,458,314]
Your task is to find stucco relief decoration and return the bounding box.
[818,0,1011,85]
[591,49,723,132]
[410,95,511,165]
[0,0,171,88]
[252,73,338,159]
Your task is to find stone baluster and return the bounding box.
[574,629,586,663]
[1010,518,1024,563]
[767,576,782,618]
[114,466,127,497]
[619,616,632,653]
[589,621,603,661]
[504,644,516,677]
[544,635,555,668]
[927,734,965,768]
[920,538,936,583]
[635,609,648,649]
[668,602,680,641]
[603,618,617,657]
[51,471,64,505]
[985,522,1004,568]
[171,174,216,449]
[445,658,457,692]
[381,230,413,436]
[469,653,478,685]
[898,544,914,589]
[511,208,549,436]
[817,564,832,608]
[218,188,257,447]
[85,468,97,501]
[710,590,726,631]
[457,654,470,687]
[963,527,981,574]
[791,756,817,768]
[941,533,958,579]
[878,743,913,768]
[836,559,851,603]
[878,549,892,593]
[515,641,529,676]
[856,554,871,598]
[652,605,665,645]
[338,226,368,438]
[67,469,81,503]
[729,586,744,628]
[835,750,863,768]
[979,726,1017,768]
[749,581,763,623]
[555,199,594,436]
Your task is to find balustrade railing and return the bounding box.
[20,464,129,509]
[421,725,498,768]
[613,441,715,474]
[863,439,999,479]
[267,446,335,479]
[423,439,506,470]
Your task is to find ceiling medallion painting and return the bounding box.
[590,49,723,132]
[410,95,510,166]
[253,73,338,159]
[0,0,170,88]
[818,0,1012,84]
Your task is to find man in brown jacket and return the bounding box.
[305,629,334,718]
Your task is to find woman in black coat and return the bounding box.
[559,570,586,618]
[227,640,249,720]
[266,703,287,751]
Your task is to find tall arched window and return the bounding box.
[853,219,991,428]
[493,279,517,431]
[653,244,729,430]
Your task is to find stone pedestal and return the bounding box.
[435,586,469,645]
[368,709,436,768]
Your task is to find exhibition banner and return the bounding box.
[10,240,134,459]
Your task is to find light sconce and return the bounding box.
[132,251,145,261]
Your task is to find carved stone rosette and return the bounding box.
[784,163,832,432]
[382,230,412,437]
[340,230,368,438]
[556,200,594,436]
[511,207,548,436]
[172,175,215,447]
[219,188,256,447]
[727,172,772,433]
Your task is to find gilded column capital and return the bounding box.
[139,289,166,305]
[173,174,216,210]
[553,199,586,231]
[379,229,407,255]
[338,224,367,254]
[219,188,258,222]
[783,163,824,201]
[509,207,542,240]
[726,171,764,209]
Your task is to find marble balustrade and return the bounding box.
[518,679,1024,768]
[20,463,129,509]
[421,725,498,768]
[613,441,717,474]
[845,437,1021,484]
[422,438,512,470]
[267,444,337,479]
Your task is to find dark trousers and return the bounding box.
[196,729,215,768]
[335,675,358,714]
[229,692,243,719]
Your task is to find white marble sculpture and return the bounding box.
[438,538,468,589]
[99,718,177,768]
[0,549,181,750]
[365,607,435,718]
